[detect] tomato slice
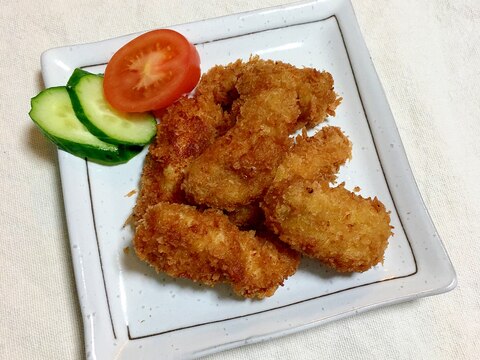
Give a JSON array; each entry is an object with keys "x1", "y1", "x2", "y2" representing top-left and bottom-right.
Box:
[{"x1": 104, "y1": 29, "x2": 200, "y2": 112}]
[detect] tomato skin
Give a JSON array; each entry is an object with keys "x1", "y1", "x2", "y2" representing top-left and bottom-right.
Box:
[
  {"x1": 151, "y1": 42, "x2": 200, "y2": 120},
  {"x1": 104, "y1": 29, "x2": 200, "y2": 113},
  {"x1": 182, "y1": 42, "x2": 201, "y2": 95}
]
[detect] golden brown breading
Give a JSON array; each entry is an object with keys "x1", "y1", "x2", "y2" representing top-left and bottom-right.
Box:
[
  {"x1": 134, "y1": 95, "x2": 227, "y2": 220},
  {"x1": 182, "y1": 89, "x2": 298, "y2": 210},
  {"x1": 195, "y1": 59, "x2": 245, "y2": 107},
  {"x1": 134, "y1": 60, "x2": 254, "y2": 221},
  {"x1": 196, "y1": 56, "x2": 340, "y2": 132},
  {"x1": 134, "y1": 202, "x2": 300, "y2": 298},
  {"x1": 273, "y1": 126, "x2": 352, "y2": 185},
  {"x1": 234, "y1": 57, "x2": 341, "y2": 131},
  {"x1": 262, "y1": 180, "x2": 392, "y2": 272},
  {"x1": 223, "y1": 127, "x2": 351, "y2": 228},
  {"x1": 181, "y1": 58, "x2": 341, "y2": 211},
  {"x1": 133, "y1": 153, "x2": 174, "y2": 220},
  {"x1": 259, "y1": 125, "x2": 391, "y2": 273}
]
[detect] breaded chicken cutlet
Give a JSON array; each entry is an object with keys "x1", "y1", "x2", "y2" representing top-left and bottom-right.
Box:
[
  {"x1": 134, "y1": 202, "x2": 300, "y2": 298},
  {"x1": 261, "y1": 126, "x2": 392, "y2": 272},
  {"x1": 134, "y1": 94, "x2": 227, "y2": 221},
  {"x1": 134, "y1": 60, "x2": 247, "y2": 221},
  {"x1": 182, "y1": 89, "x2": 299, "y2": 210},
  {"x1": 272, "y1": 126, "x2": 353, "y2": 185},
  {"x1": 262, "y1": 180, "x2": 393, "y2": 272}
]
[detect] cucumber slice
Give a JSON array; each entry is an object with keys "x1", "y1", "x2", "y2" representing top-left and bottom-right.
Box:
[
  {"x1": 29, "y1": 86, "x2": 141, "y2": 164},
  {"x1": 67, "y1": 69, "x2": 156, "y2": 145}
]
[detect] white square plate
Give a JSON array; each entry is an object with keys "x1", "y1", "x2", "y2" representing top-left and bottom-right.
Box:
[{"x1": 40, "y1": 0, "x2": 456, "y2": 358}]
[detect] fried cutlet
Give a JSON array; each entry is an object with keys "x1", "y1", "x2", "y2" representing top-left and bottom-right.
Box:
[
  {"x1": 134, "y1": 95, "x2": 226, "y2": 221},
  {"x1": 262, "y1": 180, "x2": 392, "y2": 272},
  {"x1": 273, "y1": 126, "x2": 352, "y2": 185},
  {"x1": 134, "y1": 202, "x2": 300, "y2": 298},
  {"x1": 261, "y1": 126, "x2": 390, "y2": 272},
  {"x1": 182, "y1": 88, "x2": 298, "y2": 210}
]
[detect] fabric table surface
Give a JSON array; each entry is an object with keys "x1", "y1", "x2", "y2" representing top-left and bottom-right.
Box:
[{"x1": 1, "y1": 0, "x2": 478, "y2": 359}]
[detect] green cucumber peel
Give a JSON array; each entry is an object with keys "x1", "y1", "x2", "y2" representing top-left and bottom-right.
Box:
[
  {"x1": 29, "y1": 86, "x2": 142, "y2": 165},
  {"x1": 66, "y1": 69, "x2": 157, "y2": 146}
]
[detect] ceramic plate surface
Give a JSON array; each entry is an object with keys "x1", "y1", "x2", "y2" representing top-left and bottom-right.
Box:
[{"x1": 40, "y1": 0, "x2": 456, "y2": 358}]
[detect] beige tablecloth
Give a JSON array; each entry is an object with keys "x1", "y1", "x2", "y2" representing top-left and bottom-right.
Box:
[{"x1": 1, "y1": 0, "x2": 479, "y2": 359}]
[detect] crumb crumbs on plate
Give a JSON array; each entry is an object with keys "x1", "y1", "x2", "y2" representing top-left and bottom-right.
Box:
[
  {"x1": 125, "y1": 189, "x2": 137, "y2": 197},
  {"x1": 123, "y1": 213, "x2": 134, "y2": 228}
]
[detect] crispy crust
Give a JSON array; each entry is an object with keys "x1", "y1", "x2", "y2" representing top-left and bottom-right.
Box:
[
  {"x1": 234, "y1": 57, "x2": 340, "y2": 130},
  {"x1": 262, "y1": 180, "x2": 392, "y2": 272},
  {"x1": 182, "y1": 89, "x2": 298, "y2": 210},
  {"x1": 134, "y1": 202, "x2": 300, "y2": 298},
  {"x1": 182, "y1": 58, "x2": 341, "y2": 210},
  {"x1": 224, "y1": 203, "x2": 264, "y2": 229},
  {"x1": 134, "y1": 95, "x2": 227, "y2": 220},
  {"x1": 260, "y1": 125, "x2": 392, "y2": 272},
  {"x1": 273, "y1": 126, "x2": 352, "y2": 185}
]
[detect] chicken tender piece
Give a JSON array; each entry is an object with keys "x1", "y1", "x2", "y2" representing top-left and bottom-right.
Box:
[
  {"x1": 273, "y1": 126, "x2": 352, "y2": 185},
  {"x1": 195, "y1": 59, "x2": 245, "y2": 108},
  {"x1": 134, "y1": 154, "x2": 172, "y2": 220},
  {"x1": 227, "y1": 125, "x2": 351, "y2": 229},
  {"x1": 262, "y1": 180, "x2": 392, "y2": 272},
  {"x1": 262, "y1": 126, "x2": 390, "y2": 272},
  {"x1": 235, "y1": 57, "x2": 341, "y2": 131},
  {"x1": 134, "y1": 96, "x2": 227, "y2": 220},
  {"x1": 134, "y1": 202, "x2": 300, "y2": 298},
  {"x1": 182, "y1": 89, "x2": 299, "y2": 210},
  {"x1": 197, "y1": 57, "x2": 340, "y2": 132}
]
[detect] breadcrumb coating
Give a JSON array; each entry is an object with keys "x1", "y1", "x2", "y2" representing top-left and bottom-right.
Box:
[
  {"x1": 273, "y1": 126, "x2": 352, "y2": 185},
  {"x1": 182, "y1": 89, "x2": 298, "y2": 210},
  {"x1": 134, "y1": 202, "x2": 300, "y2": 298},
  {"x1": 262, "y1": 180, "x2": 393, "y2": 272},
  {"x1": 182, "y1": 58, "x2": 341, "y2": 210}
]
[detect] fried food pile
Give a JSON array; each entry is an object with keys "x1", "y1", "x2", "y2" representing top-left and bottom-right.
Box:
[{"x1": 133, "y1": 57, "x2": 393, "y2": 299}]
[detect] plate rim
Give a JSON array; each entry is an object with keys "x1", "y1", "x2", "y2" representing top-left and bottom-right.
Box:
[{"x1": 39, "y1": 0, "x2": 456, "y2": 358}]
